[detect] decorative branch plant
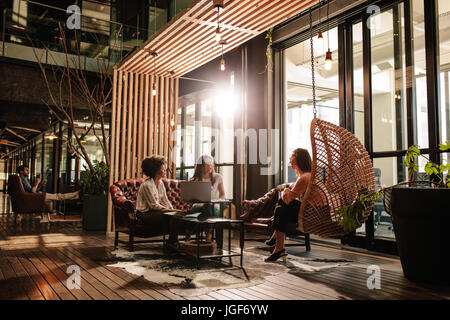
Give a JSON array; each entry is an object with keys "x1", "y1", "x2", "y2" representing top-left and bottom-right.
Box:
[{"x1": 31, "y1": 22, "x2": 122, "y2": 175}]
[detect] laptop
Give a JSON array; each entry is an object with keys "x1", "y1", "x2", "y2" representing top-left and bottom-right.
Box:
[{"x1": 180, "y1": 181, "x2": 211, "y2": 202}]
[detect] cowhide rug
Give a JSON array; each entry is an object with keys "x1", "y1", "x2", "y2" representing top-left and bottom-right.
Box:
[{"x1": 108, "y1": 244, "x2": 351, "y2": 297}]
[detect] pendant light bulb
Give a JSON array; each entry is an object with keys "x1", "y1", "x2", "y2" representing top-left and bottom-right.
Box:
[
  {"x1": 152, "y1": 83, "x2": 157, "y2": 96},
  {"x1": 220, "y1": 57, "x2": 225, "y2": 71},
  {"x1": 215, "y1": 27, "x2": 221, "y2": 42},
  {"x1": 317, "y1": 31, "x2": 323, "y2": 40},
  {"x1": 325, "y1": 49, "x2": 333, "y2": 70}
]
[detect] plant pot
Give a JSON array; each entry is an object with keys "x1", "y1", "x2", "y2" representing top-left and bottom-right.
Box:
[
  {"x1": 391, "y1": 186, "x2": 450, "y2": 285},
  {"x1": 82, "y1": 194, "x2": 108, "y2": 231}
]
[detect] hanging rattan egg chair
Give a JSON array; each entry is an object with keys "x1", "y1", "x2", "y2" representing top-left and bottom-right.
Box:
[{"x1": 296, "y1": 9, "x2": 375, "y2": 238}]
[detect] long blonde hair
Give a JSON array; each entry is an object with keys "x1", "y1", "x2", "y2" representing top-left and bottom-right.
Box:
[{"x1": 191, "y1": 155, "x2": 216, "y2": 183}]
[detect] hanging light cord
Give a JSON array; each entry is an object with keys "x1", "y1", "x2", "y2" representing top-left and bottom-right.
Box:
[
  {"x1": 327, "y1": 0, "x2": 330, "y2": 50},
  {"x1": 310, "y1": 9, "x2": 317, "y2": 117},
  {"x1": 217, "y1": 6, "x2": 220, "y2": 29},
  {"x1": 318, "y1": 1, "x2": 322, "y2": 34}
]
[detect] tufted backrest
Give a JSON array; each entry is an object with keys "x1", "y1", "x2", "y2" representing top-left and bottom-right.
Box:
[
  {"x1": 241, "y1": 183, "x2": 292, "y2": 220},
  {"x1": 110, "y1": 177, "x2": 192, "y2": 212}
]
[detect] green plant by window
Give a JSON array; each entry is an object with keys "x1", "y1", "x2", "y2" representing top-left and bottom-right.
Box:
[
  {"x1": 405, "y1": 141, "x2": 450, "y2": 188},
  {"x1": 336, "y1": 189, "x2": 383, "y2": 232},
  {"x1": 80, "y1": 160, "x2": 109, "y2": 195},
  {"x1": 336, "y1": 141, "x2": 450, "y2": 232},
  {"x1": 260, "y1": 27, "x2": 273, "y2": 74}
]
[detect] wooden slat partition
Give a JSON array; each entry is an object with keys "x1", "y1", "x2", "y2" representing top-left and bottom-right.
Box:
[
  {"x1": 116, "y1": 0, "x2": 318, "y2": 77},
  {"x1": 107, "y1": 0, "x2": 318, "y2": 232},
  {"x1": 107, "y1": 70, "x2": 179, "y2": 233}
]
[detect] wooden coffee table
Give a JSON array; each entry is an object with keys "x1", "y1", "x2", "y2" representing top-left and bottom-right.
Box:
[{"x1": 163, "y1": 213, "x2": 244, "y2": 269}]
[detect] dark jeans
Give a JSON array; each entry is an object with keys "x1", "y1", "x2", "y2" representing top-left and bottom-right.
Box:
[
  {"x1": 272, "y1": 198, "x2": 301, "y2": 234},
  {"x1": 136, "y1": 210, "x2": 184, "y2": 243}
]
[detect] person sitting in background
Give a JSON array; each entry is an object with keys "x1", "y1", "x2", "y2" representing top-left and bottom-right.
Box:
[
  {"x1": 18, "y1": 165, "x2": 80, "y2": 201},
  {"x1": 189, "y1": 154, "x2": 226, "y2": 242},
  {"x1": 135, "y1": 156, "x2": 184, "y2": 248}
]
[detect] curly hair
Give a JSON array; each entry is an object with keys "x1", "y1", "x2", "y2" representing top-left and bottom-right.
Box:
[{"x1": 141, "y1": 156, "x2": 166, "y2": 179}]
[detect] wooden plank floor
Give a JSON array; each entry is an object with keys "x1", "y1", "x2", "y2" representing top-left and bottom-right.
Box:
[{"x1": 0, "y1": 209, "x2": 448, "y2": 300}]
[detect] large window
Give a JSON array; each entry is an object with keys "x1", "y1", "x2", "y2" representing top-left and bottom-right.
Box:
[
  {"x1": 279, "y1": 0, "x2": 448, "y2": 251},
  {"x1": 284, "y1": 26, "x2": 340, "y2": 182},
  {"x1": 439, "y1": 0, "x2": 450, "y2": 167},
  {"x1": 176, "y1": 88, "x2": 235, "y2": 200}
]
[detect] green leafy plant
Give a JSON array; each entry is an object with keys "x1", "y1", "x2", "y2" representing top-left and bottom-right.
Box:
[
  {"x1": 336, "y1": 189, "x2": 383, "y2": 232},
  {"x1": 405, "y1": 141, "x2": 450, "y2": 188},
  {"x1": 336, "y1": 141, "x2": 450, "y2": 233},
  {"x1": 80, "y1": 160, "x2": 109, "y2": 195},
  {"x1": 260, "y1": 27, "x2": 273, "y2": 74}
]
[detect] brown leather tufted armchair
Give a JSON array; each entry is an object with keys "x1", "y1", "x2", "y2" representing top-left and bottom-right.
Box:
[
  {"x1": 109, "y1": 177, "x2": 192, "y2": 251},
  {"x1": 241, "y1": 183, "x2": 311, "y2": 251},
  {"x1": 8, "y1": 175, "x2": 51, "y2": 222}
]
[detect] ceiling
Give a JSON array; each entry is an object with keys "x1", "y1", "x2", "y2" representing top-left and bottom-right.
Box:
[{"x1": 116, "y1": 0, "x2": 319, "y2": 76}]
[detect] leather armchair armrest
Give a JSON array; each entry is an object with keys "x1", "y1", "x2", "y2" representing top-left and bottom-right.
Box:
[{"x1": 17, "y1": 192, "x2": 47, "y2": 213}]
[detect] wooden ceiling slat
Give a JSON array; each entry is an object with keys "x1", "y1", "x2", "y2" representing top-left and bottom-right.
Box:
[
  {"x1": 149, "y1": 27, "x2": 241, "y2": 75},
  {"x1": 234, "y1": 0, "x2": 303, "y2": 32},
  {"x1": 120, "y1": 0, "x2": 211, "y2": 72},
  {"x1": 130, "y1": 0, "x2": 274, "y2": 74},
  {"x1": 220, "y1": 0, "x2": 273, "y2": 26},
  {"x1": 129, "y1": 0, "x2": 251, "y2": 74},
  {"x1": 118, "y1": 0, "x2": 316, "y2": 77},
  {"x1": 138, "y1": 2, "x2": 276, "y2": 75},
  {"x1": 241, "y1": 0, "x2": 318, "y2": 32},
  {"x1": 172, "y1": 0, "x2": 318, "y2": 75},
  {"x1": 175, "y1": 33, "x2": 254, "y2": 76}
]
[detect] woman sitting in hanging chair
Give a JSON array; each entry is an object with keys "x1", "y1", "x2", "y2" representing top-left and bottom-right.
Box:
[{"x1": 264, "y1": 148, "x2": 313, "y2": 262}]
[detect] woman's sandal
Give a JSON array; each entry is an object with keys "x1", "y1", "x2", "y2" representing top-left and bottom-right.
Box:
[
  {"x1": 264, "y1": 249, "x2": 287, "y2": 262},
  {"x1": 264, "y1": 238, "x2": 276, "y2": 246}
]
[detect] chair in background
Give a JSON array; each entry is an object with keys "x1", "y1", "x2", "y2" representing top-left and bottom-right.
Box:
[
  {"x1": 7, "y1": 175, "x2": 51, "y2": 222},
  {"x1": 373, "y1": 168, "x2": 392, "y2": 230}
]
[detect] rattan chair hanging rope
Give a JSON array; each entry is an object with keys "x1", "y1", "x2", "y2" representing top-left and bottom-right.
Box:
[{"x1": 296, "y1": 9, "x2": 375, "y2": 238}]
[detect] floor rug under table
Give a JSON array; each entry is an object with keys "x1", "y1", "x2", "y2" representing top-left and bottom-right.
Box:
[{"x1": 108, "y1": 244, "x2": 352, "y2": 297}]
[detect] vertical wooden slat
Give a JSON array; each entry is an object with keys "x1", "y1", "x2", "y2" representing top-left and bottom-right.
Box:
[
  {"x1": 152, "y1": 76, "x2": 158, "y2": 155},
  {"x1": 163, "y1": 77, "x2": 169, "y2": 159},
  {"x1": 158, "y1": 76, "x2": 165, "y2": 155},
  {"x1": 173, "y1": 78, "x2": 179, "y2": 179},
  {"x1": 132, "y1": 73, "x2": 139, "y2": 177},
  {"x1": 137, "y1": 74, "x2": 145, "y2": 176},
  {"x1": 167, "y1": 77, "x2": 175, "y2": 178},
  {"x1": 143, "y1": 75, "x2": 150, "y2": 159},
  {"x1": 115, "y1": 70, "x2": 123, "y2": 182},
  {"x1": 126, "y1": 73, "x2": 134, "y2": 179},
  {"x1": 149, "y1": 75, "x2": 155, "y2": 156},
  {"x1": 107, "y1": 68, "x2": 118, "y2": 233},
  {"x1": 167, "y1": 78, "x2": 172, "y2": 175},
  {"x1": 120, "y1": 72, "x2": 128, "y2": 180}
]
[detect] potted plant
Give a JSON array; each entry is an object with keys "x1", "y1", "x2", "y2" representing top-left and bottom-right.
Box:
[
  {"x1": 387, "y1": 142, "x2": 450, "y2": 284},
  {"x1": 80, "y1": 161, "x2": 109, "y2": 231},
  {"x1": 336, "y1": 141, "x2": 449, "y2": 284}
]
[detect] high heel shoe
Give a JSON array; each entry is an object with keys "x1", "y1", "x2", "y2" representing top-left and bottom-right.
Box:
[
  {"x1": 264, "y1": 249, "x2": 287, "y2": 262},
  {"x1": 264, "y1": 238, "x2": 276, "y2": 246}
]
